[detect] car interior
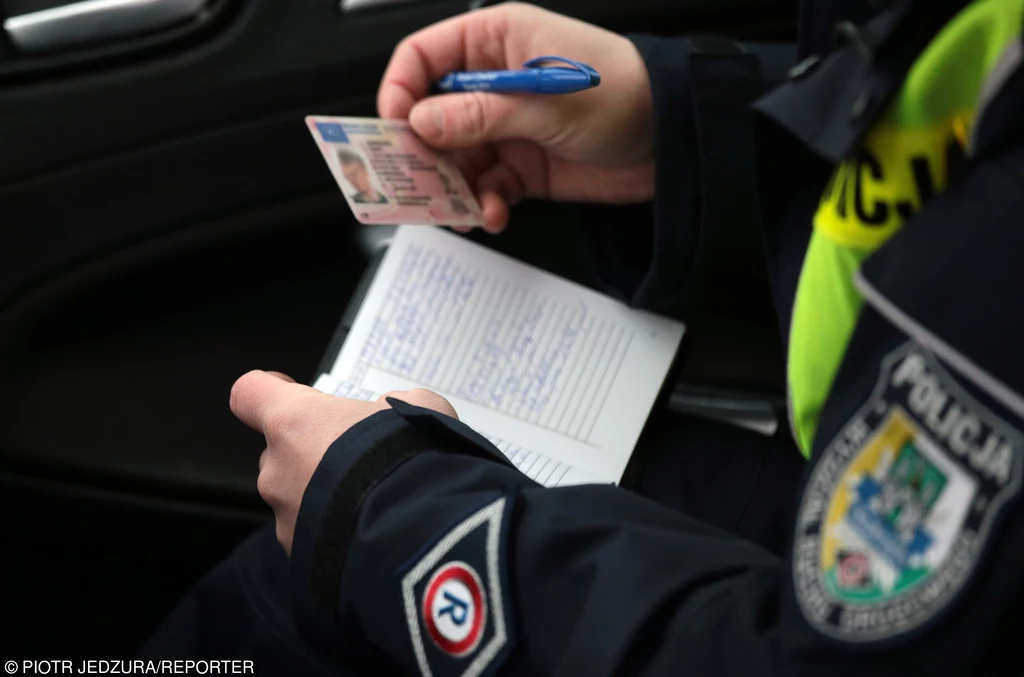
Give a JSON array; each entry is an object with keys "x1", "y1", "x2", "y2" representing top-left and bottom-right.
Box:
[{"x1": 1, "y1": 0, "x2": 795, "y2": 656}]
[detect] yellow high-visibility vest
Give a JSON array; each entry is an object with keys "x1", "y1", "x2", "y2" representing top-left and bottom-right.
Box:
[{"x1": 787, "y1": 0, "x2": 1024, "y2": 457}]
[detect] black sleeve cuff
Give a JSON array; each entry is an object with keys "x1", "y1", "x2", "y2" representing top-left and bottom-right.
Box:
[
  {"x1": 586, "y1": 35, "x2": 700, "y2": 314},
  {"x1": 587, "y1": 36, "x2": 770, "y2": 321},
  {"x1": 289, "y1": 407, "x2": 411, "y2": 658},
  {"x1": 289, "y1": 400, "x2": 519, "y2": 656}
]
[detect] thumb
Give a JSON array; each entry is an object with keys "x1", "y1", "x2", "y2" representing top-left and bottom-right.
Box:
[
  {"x1": 230, "y1": 370, "x2": 299, "y2": 434},
  {"x1": 409, "y1": 92, "x2": 561, "y2": 149}
]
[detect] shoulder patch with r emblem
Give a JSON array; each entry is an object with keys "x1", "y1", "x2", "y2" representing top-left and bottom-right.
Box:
[
  {"x1": 400, "y1": 494, "x2": 516, "y2": 677},
  {"x1": 794, "y1": 343, "x2": 1023, "y2": 643}
]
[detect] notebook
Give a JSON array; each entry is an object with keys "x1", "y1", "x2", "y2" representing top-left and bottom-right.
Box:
[{"x1": 312, "y1": 225, "x2": 686, "y2": 487}]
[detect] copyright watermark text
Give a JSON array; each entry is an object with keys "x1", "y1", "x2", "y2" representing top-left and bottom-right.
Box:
[{"x1": 5, "y1": 661, "x2": 254, "y2": 675}]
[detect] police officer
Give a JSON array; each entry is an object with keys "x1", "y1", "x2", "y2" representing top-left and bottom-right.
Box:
[{"x1": 144, "y1": 0, "x2": 1024, "y2": 673}]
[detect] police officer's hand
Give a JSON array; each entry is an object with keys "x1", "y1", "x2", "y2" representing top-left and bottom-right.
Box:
[
  {"x1": 230, "y1": 370, "x2": 458, "y2": 554},
  {"x1": 378, "y1": 2, "x2": 655, "y2": 233}
]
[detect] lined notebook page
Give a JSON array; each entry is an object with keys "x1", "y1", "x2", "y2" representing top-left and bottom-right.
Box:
[
  {"x1": 322, "y1": 225, "x2": 685, "y2": 486},
  {"x1": 311, "y1": 373, "x2": 601, "y2": 487}
]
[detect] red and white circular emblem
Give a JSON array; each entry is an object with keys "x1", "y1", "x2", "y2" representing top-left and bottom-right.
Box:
[
  {"x1": 838, "y1": 551, "x2": 871, "y2": 588},
  {"x1": 422, "y1": 561, "x2": 487, "y2": 657}
]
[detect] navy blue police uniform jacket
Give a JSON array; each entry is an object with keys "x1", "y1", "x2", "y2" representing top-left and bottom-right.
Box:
[{"x1": 288, "y1": 1, "x2": 1024, "y2": 674}]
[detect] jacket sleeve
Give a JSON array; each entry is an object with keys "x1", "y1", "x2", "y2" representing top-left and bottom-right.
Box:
[
  {"x1": 285, "y1": 396, "x2": 943, "y2": 677},
  {"x1": 586, "y1": 37, "x2": 797, "y2": 314},
  {"x1": 286, "y1": 145, "x2": 1024, "y2": 677},
  {"x1": 288, "y1": 397, "x2": 795, "y2": 677}
]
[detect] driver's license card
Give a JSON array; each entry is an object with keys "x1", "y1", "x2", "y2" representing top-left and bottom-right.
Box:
[{"x1": 306, "y1": 115, "x2": 485, "y2": 227}]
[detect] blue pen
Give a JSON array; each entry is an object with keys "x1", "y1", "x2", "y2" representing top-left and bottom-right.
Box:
[{"x1": 437, "y1": 56, "x2": 600, "y2": 94}]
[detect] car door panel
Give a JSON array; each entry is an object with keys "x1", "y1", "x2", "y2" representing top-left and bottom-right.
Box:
[
  {"x1": 0, "y1": 0, "x2": 793, "y2": 653},
  {"x1": 0, "y1": 0, "x2": 792, "y2": 506}
]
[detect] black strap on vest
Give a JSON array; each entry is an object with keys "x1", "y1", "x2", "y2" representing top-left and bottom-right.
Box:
[{"x1": 682, "y1": 37, "x2": 779, "y2": 352}]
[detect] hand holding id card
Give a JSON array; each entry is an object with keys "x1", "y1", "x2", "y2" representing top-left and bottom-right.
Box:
[{"x1": 306, "y1": 116, "x2": 485, "y2": 228}]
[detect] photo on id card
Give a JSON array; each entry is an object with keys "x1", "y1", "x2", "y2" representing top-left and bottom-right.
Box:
[{"x1": 306, "y1": 116, "x2": 485, "y2": 227}]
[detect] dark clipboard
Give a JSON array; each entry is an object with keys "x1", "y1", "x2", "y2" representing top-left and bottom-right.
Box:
[{"x1": 311, "y1": 247, "x2": 388, "y2": 384}]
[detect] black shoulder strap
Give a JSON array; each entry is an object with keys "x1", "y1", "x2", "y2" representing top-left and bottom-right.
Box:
[
  {"x1": 681, "y1": 37, "x2": 778, "y2": 335},
  {"x1": 972, "y1": 34, "x2": 1024, "y2": 158}
]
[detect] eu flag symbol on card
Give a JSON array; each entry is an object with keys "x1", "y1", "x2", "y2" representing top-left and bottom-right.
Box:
[{"x1": 315, "y1": 122, "x2": 349, "y2": 143}]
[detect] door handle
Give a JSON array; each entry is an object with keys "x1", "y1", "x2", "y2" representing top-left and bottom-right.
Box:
[
  {"x1": 339, "y1": 0, "x2": 415, "y2": 12},
  {"x1": 3, "y1": 0, "x2": 207, "y2": 54},
  {"x1": 338, "y1": 0, "x2": 497, "y2": 14}
]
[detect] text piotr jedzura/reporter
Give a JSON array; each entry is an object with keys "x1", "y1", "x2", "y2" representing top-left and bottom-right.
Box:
[{"x1": 8, "y1": 660, "x2": 255, "y2": 674}]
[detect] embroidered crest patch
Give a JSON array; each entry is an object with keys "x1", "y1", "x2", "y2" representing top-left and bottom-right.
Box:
[
  {"x1": 794, "y1": 343, "x2": 1023, "y2": 643},
  {"x1": 401, "y1": 495, "x2": 515, "y2": 677}
]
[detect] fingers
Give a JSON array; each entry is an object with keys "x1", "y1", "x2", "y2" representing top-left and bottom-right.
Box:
[
  {"x1": 404, "y1": 389, "x2": 459, "y2": 419},
  {"x1": 408, "y1": 92, "x2": 563, "y2": 151},
  {"x1": 378, "y1": 16, "x2": 469, "y2": 120},
  {"x1": 378, "y1": 389, "x2": 459, "y2": 419},
  {"x1": 230, "y1": 370, "x2": 300, "y2": 434},
  {"x1": 477, "y1": 160, "x2": 526, "y2": 203},
  {"x1": 445, "y1": 145, "x2": 511, "y2": 233},
  {"x1": 453, "y1": 190, "x2": 510, "y2": 233},
  {"x1": 265, "y1": 371, "x2": 296, "y2": 383},
  {"x1": 472, "y1": 153, "x2": 533, "y2": 233},
  {"x1": 378, "y1": 6, "x2": 517, "y2": 119},
  {"x1": 380, "y1": 7, "x2": 561, "y2": 149},
  {"x1": 447, "y1": 146, "x2": 496, "y2": 184},
  {"x1": 477, "y1": 192, "x2": 510, "y2": 233}
]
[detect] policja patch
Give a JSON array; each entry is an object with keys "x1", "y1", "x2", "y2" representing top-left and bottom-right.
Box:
[
  {"x1": 794, "y1": 343, "x2": 1023, "y2": 643},
  {"x1": 400, "y1": 494, "x2": 516, "y2": 677}
]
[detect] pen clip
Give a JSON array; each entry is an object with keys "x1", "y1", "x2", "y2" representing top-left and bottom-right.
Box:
[{"x1": 522, "y1": 56, "x2": 599, "y2": 79}]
